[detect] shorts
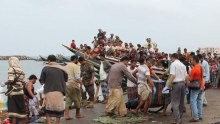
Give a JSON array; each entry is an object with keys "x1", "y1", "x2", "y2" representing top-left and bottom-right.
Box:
[{"x1": 138, "y1": 83, "x2": 152, "y2": 101}]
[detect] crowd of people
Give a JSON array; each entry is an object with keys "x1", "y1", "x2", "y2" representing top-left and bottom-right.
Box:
[{"x1": 1, "y1": 29, "x2": 220, "y2": 124}]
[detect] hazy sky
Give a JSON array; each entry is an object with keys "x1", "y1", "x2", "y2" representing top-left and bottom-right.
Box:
[{"x1": 0, "y1": 0, "x2": 220, "y2": 56}]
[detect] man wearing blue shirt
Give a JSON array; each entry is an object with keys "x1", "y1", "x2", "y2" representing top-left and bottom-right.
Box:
[{"x1": 198, "y1": 54, "x2": 210, "y2": 106}]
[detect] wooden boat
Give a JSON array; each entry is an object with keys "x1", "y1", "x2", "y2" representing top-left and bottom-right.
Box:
[
  {"x1": 39, "y1": 55, "x2": 47, "y2": 61},
  {"x1": 62, "y1": 44, "x2": 168, "y2": 112}
]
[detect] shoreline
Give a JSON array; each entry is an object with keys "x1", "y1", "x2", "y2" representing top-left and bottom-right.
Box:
[{"x1": 0, "y1": 56, "x2": 38, "y2": 61}]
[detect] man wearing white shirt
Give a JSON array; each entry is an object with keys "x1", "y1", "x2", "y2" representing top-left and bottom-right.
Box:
[
  {"x1": 127, "y1": 60, "x2": 138, "y2": 101},
  {"x1": 167, "y1": 53, "x2": 187, "y2": 124}
]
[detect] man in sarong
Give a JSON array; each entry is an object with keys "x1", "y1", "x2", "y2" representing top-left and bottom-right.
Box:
[
  {"x1": 40, "y1": 55, "x2": 68, "y2": 124},
  {"x1": 105, "y1": 56, "x2": 137, "y2": 117},
  {"x1": 132, "y1": 58, "x2": 154, "y2": 119}
]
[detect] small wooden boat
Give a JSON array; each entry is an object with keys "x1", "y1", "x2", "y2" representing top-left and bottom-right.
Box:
[{"x1": 39, "y1": 55, "x2": 47, "y2": 61}]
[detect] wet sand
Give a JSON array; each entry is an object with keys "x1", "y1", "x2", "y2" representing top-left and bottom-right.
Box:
[{"x1": 33, "y1": 89, "x2": 220, "y2": 124}]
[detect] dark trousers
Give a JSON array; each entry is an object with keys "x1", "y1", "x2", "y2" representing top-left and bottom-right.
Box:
[
  {"x1": 171, "y1": 82, "x2": 185, "y2": 123},
  {"x1": 82, "y1": 84, "x2": 94, "y2": 101}
]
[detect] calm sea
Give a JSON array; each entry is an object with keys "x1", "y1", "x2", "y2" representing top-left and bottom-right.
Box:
[{"x1": 0, "y1": 60, "x2": 45, "y2": 89}]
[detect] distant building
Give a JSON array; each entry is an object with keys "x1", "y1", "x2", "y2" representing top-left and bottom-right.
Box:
[{"x1": 199, "y1": 47, "x2": 220, "y2": 55}]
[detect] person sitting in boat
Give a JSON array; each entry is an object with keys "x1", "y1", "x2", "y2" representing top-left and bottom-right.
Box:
[
  {"x1": 79, "y1": 44, "x2": 85, "y2": 52},
  {"x1": 115, "y1": 41, "x2": 123, "y2": 57},
  {"x1": 114, "y1": 36, "x2": 121, "y2": 46},
  {"x1": 129, "y1": 45, "x2": 137, "y2": 60},
  {"x1": 84, "y1": 46, "x2": 94, "y2": 59},
  {"x1": 70, "y1": 40, "x2": 76, "y2": 49},
  {"x1": 105, "y1": 42, "x2": 114, "y2": 56}
]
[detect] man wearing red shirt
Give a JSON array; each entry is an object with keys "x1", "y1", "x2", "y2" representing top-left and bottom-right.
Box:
[
  {"x1": 70, "y1": 40, "x2": 76, "y2": 49},
  {"x1": 187, "y1": 56, "x2": 204, "y2": 122}
]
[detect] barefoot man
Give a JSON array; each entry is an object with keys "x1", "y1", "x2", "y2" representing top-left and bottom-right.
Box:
[
  {"x1": 64, "y1": 55, "x2": 84, "y2": 120},
  {"x1": 105, "y1": 56, "x2": 137, "y2": 117},
  {"x1": 133, "y1": 58, "x2": 154, "y2": 119}
]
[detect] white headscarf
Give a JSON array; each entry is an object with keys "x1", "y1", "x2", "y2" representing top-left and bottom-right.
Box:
[{"x1": 8, "y1": 57, "x2": 21, "y2": 69}]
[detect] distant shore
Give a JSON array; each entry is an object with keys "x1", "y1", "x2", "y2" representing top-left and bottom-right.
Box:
[{"x1": 0, "y1": 56, "x2": 38, "y2": 61}]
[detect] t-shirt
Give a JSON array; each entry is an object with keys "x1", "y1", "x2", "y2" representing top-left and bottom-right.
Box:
[
  {"x1": 190, "y1": 65, "x2": 205, "y2": 89},
  {"x1": 71, "y1": 42, "x2": 76, "y2": 49},
  {"x1": 66, "y1": 62, "x2": 81, "y2": 88},
  {"x1": 137, "y1": 64, "x2": 150, "y2": 84},
  {"x1": 127, "y1": 66, "x2": 137, "y2": 87}
]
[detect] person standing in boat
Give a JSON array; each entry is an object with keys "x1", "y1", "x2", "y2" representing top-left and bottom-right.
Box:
[
  {"x1": 78, "y1": 57, "x2": 95, "y2": 108},
  {"x1": 70, "y1": 40, "x2": 76, "y2": 49},
  {"x1": 105, "y1": 56, "x2": 137, "y2": 117},
  {"x1": 5, "y1": 57, "x2": 27, "y2": 124},
  {"x1": 99, "y1": 54, "x2": 112, "y2": 104},
  {"x1": 40, "y1": 55, "x2": 68, "y2": 124},
  {"x1": 64, "y1": 55, "x2": 84, "y2": 120}
]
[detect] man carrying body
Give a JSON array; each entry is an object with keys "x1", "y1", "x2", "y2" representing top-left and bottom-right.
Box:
[
  {"x1": 79, "y1": 57, "x2": 95, "y2": 108},
  {"x1": 166, "y1": 53, "x2": 187, "y2": 124},
  {"x1": 132, "y1": 58, "x2": 154, "y2": 119},
  {"x1": 105, "y1": 56, "x2": 137, "y2": 117},
  {"x1": 64, "y1": 55, "x2": 84, "y2": 120}
]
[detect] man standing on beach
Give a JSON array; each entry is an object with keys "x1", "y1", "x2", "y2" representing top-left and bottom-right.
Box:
[
  {"x1": 167, "y1": 53, "x2": 187, "y2": 124},
  {"x1": 64, "y1": 55, "x2": 84, "y2": 120},
  {"x1": 198, "y1": 54, "x2": 210, "y2": 106},
  {"x1": 105, "y1": 56, "x2": 137, "y2": 117},
  {"x1": 40, "y1": 55, "x2": 68, "y2": 124},
  {"x1": 79, "y1": 57, "x2": 95, "y2": 108},
  {"x1": 99, "y1": 54, "x2": 112, "y2": 104}
]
